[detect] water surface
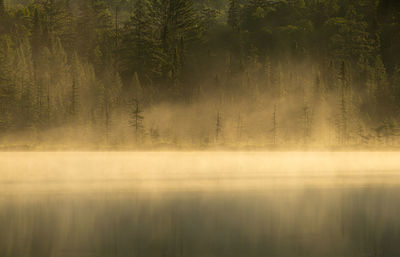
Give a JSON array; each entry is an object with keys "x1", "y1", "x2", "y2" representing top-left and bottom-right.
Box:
[{"x1": 1, "y1": 152, "x2": 400, "y2": 257}]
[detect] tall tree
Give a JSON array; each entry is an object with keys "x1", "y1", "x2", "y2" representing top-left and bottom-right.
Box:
[
  {"x1": 129, "y1": 99, "x2": 144, "y2": 143},
  {"x1": 271, "y1": 104, "x2": 278, "y2": 145},
  {"x1": 0, "y1": 36, "x2": 15, "y2": 132},
  {"x1": 155, "y1": 0, "x2": 199, "y2": 96},
  {"x1": 338, "y1": 61, "x2": 348, "y2": 145},
  {"x1": 0, "y1": 0, "x2": 4, "y2": 16},
  {"x1": 121, "y1": 0, "x2": 157, "y2": 84},
  {"x1": 215, "y1": 111, "x2": 222, "y2": 143},
  {"x1": 228, "y1": 0, "x2": 240, "y2": 32}
]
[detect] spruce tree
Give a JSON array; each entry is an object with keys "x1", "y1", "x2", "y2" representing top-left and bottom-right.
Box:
[
  {"x1": 236, "y1": 114, "x2": 243, "y2": 142},
  {"x1": 302, "y1": 103, "x2": 312, "y2": 145},
  {"x1": 215, "y1": 111, "x2": 222, "y2": 143},
  {"x1": 153, "y1": 0, "x2": 198, "y2": 94},
  {"x1": 0, "y1": 0, "x2": 4, "y2": 16},
  {"x1": 121, "y1": 0, "x2": 155, "y2": 82},
  {"x1": 271, "y1": 105, "x2": 277, "y2": 145},
  {"x1": 0, "y1": 36, "x2": 14, "y2": 132},
  {"x1": 71, "y1": 78, "x2": 78, "y2": 119},
  {"x1": 228, "y1": 0, "x2": 240, "y2": 32},
  {"x1": 129, "y1": 100, "x2": 144, "y2": 143},
  {"x1": 31, "y1": 8, "x2": 42, "y2": 72}
]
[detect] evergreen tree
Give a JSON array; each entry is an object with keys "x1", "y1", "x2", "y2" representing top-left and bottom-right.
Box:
[
  {"x1": 0, "y1": 0, "x2": 4, "y2": 16},
  {"x1": 30, "y1": 7, "x2": 42, "y2": 73},
  {"x1": 154, "y1": 0, "x2": 199, "y2": 96},
  {"x1": 374, "y1": 55, "x2": 388, "y2": 97},
  {"x1": 302, "y1": 102, "x2": 313, "y2": 145},
  {"x1": 271, "y1": 104, "x2": 277, "y2": 145},
  {"x1": 76, "y1": 0, "x2": 113, "y2": 63},
  {"x1": 228, "y1": 0, "x2": 240, "y2": 32},
  {"x1": 71, "y1": 78, "x2": 78, "y2": 118},
  {"x1": 236, "y1": 114, "x2": 243, "y2": 142},
  {"x1": 121, "y1": 0, "x2": 156, "y2": 83},
  {"x1": 0, "y1": 0, "x2": 400, "y2": 148},
  {"x1": 129, "y1": 100, "x2": 144, "y2": 143},
  {"x1": 215, "y1": 111, "x2": 222, "y2": 143},
  {"x1": 0, "y1": 36, "x2": 15, "y2": 132},
  {"x1": 338, "y1": 61, "x2": 348, "y2": 145},
  {"x1": 15, "y1": 38, "x2": 36, "y2": 130},
  {"x1": 102, "y1": 69, "x2": 122, "y2": 141}
]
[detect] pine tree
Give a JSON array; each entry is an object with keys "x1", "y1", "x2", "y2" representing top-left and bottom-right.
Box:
[
  {"x1": 264, "y1": 56, "x2": 271, "y2": 89},
  {"x1": 0, "y1": 0, "x2": 4, "y2": 35},
  {"x1": 76, "y1": 0, "x2": 113, "y2": 62},
  {"x1": 374, "y1": 55, "x2": 388, "y2": 97},
  {"x1": 339, "y1": 88, "x2": 347, "y2": 145},
  {"x1": 302, "y1": 103, "x2": 312, "y2": 145},
  {"x1": 102, "y1": 70, "x2": 122, "y2": 142},
  {"x1": 236, "y1": 114, "x2": 243, "y2": 142},
  {"x1": 392, "y1": 66, "x2": 400, "y2": 106},
  {"x1": 131, "y1": 72, "x2": 143, "y2": 101},
  {"x1": 271, "y1": 62, "x2": 285, "y2": 98},
  {"x1": 129, "y1": 100, "x2": 144, "y2": 143},
  {"x1": 0, "y1": 36, "x2": 15, "y2": 132},
  {"x1": 228, "y1": 0, "x2": 240, "y2": 32},
  {"x1": 49, "y1": 38, "x2": 70, "y2": 125},
  {"x1": 271, "y1": 104, "x2": 277, "y2": 145},
  {"x1": 115, "y1": 5, "x2": 120, "y2": 51},
  {"x1": 153, "y1": 0, "x2": 199, "y2": 95},
  {"x1": 339, "y1": 61, "x2": 347, "y2": 89},
  {"x1": 337, "y1": 61, "x2": 348, "y2": 145},
  {"x1": 71, "y1": 78, "x2": 78, "y2": 119},
  {"x1": 15, "y1": 38, "x2": 36, "y2": 130},
  {"x1": 314, "y1": 72, "x2": 322, "y2": 99},
  {"x1": 121, "y1": 0, "x2": 160, "y2": 84},
  {"x1": 0, "y1": 0, "x2": 4, "y2": 16},
  {"x1": 215, "y1": 111, "x2": 222, "y2": 143},
  {"x1": 31, "y1": 7, "x2": 42, "y2": 72}
]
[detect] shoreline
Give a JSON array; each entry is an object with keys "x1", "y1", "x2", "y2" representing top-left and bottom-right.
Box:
[{"x1": 1, "y1": 144, "x2": 400, "y2": 152}]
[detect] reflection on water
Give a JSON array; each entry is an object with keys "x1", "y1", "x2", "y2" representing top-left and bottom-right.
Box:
[{"x1": 0, "y1": 152, "x2": 400, "y2": 257}]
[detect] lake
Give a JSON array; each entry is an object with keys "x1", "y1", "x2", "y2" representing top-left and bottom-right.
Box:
[{"x1": 1, "y1": 152, "x2": 400, "y2": 257}]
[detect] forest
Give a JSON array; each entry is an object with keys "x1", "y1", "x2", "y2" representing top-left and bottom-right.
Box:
[{"x1": 0, "y1": 0, "x2": 400, "y2": 150}]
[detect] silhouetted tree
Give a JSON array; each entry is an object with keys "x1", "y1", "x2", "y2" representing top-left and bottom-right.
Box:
[
  {"x1": 129, "y1": 99, "x2": 144, "y2": 143},
  {"x1": 215, "y1": 111, "x2": 222, "y2": 143},
  {"x1": 271, "y1": 105, "x2": 277, "y2": 145}
]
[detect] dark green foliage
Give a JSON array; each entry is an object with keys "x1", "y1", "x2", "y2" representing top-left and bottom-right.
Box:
[
  {"x1": 129, "y1": 99, "x2": 144, "y2": 142},
  {"x1": 71, "y1": 78, "x2": 78, "y2": 117},
  {"x1": 0, "y1": 0, "x2": 400, "y2": 147},
  {"x1": 0, "y1": 0, "x2": 4, "y2": 15},
  {"x1": 121, "y1": 0, "x2": 156, "y2": 83},
  {"x1": 228, "y1": 0, "x2": 240, "y2": 32}
]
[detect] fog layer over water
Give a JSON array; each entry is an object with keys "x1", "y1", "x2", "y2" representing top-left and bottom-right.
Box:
[{"x1": 1, "y1": 152, "x2": 400, "y2": 257}]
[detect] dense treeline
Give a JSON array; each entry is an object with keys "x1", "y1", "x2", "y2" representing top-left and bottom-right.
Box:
[{"x1": 0, "y1": 0, "x2": 400, "y2": 149}]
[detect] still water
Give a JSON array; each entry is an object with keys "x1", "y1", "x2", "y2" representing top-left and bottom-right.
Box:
[{"x1": 1, "y1": 152, "x2": 400, "y2": 257}]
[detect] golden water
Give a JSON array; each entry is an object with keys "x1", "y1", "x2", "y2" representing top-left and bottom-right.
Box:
[{"x1": 1, "y1": 152, "x2": 399, "y2": 257}]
